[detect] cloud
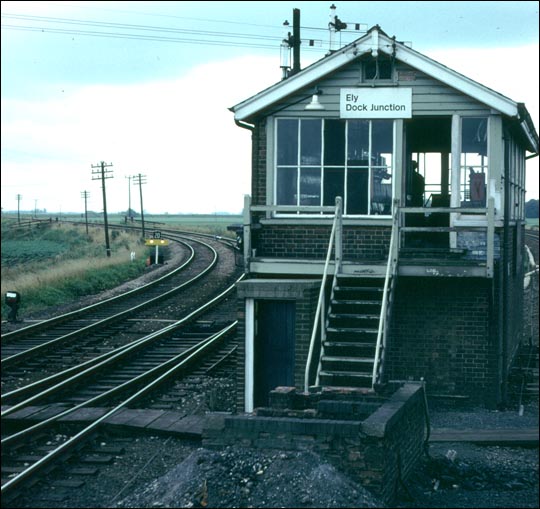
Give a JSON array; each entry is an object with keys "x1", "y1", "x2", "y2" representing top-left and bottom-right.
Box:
[
  {"x1": 2, "y1": 46, "x2": 538, "y2": 214},
  {"x1": 2, "y1": 55, "x2": 281, "y2": 213}
]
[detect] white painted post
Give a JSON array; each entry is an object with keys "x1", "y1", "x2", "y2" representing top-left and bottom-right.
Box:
[
  {"x1": 450, "y1": 114, "x2": 461, "y2": 248},
  {"x1": 243, "y1": 195, "x2": 252, "y2": 274},
  {"x1": 245, "y1": 298, "x2": 255, "y2": 413},
  {"x1": 486, "y1": 197, "x2": 495, "y2": 278},
  {"x1": 335, "y1": 196, "x2": 343, "y2": 273}
]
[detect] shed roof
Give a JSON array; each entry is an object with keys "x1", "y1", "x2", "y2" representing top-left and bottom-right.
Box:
[{"x1": 230, "y1": 25, "x2": 538, "y2": 154}]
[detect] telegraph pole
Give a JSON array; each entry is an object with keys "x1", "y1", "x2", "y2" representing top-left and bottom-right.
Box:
[
  {"x1": 133, "y1": 173, "x2": 147, "y2": 238},
  {"x1": 81, "y1": 190, "x2": 90, "y2": 235},
  {"x1": 125, "y1": 175, "x2": 132, "y2": 220},
  {"x1": 16, "y1": 194, "x2": 22, "y2": 223},
  {"x1": 91, "y1": 162, "x2": 113, "y2": 257}
]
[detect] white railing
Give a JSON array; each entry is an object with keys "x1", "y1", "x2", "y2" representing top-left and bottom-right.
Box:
[
  {"x1": 398, "y1": 197, "x2": 496, "y2": 277},
  {"x1": 371, "y1": 199, "x2": 400, "y2": 387},
  {"x1": 304, "y1": 197, "x2": 343, "y2": 393}
]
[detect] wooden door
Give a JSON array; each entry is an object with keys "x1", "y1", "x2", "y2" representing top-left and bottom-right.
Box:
[{"x1": 254, "y1": 300, "x2": 295, "y2": 408}]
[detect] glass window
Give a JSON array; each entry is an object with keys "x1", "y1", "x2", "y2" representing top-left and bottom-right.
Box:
[
  {"x1": 347, "y1": 168, "x2": 369, "y2": 214},
  {"x1": 323, "y1": 167, "x2": 345, "y2": 207},
  {"x1": 277, "y1": 167, "x2": 296, "y2": 205},
  {"x1": 277, "y1": 119, "x2": 298, "y2": 165},
  {"x1": 275, "y1": 118, "x2": 393, "y2": 215},
  {"x1": 300, "y1": 167, "x2": 321, "y2": 206},
  {"x1": 347, "y1": 120, "x2": 369, "y2": 165},
  {"x1": 324, "y1": 119, "x2": 346, "y2": 166},
  {"x1": 372, "y1": 121, "x2": 393, "y2": 166},
  {"x1": 364, "y1": 59, "x2": 393, "y2": 80},
  {"x1": 300, "y1": 119, "x2": 322, "y2": 165},
  {"x1": 460, "y1": 117, "x2": 488, "y2": 206}
]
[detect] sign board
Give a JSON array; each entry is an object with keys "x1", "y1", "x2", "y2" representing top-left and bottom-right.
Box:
[
  {"x1": 145, "y1": 239, "x2": 169, "y2": 246},
  {"x1": 152, "y1": 231, "x2": 162, "y2": 239},
  {"x1": 340, "y1": 88, "x2": 412, "y2": 119}
]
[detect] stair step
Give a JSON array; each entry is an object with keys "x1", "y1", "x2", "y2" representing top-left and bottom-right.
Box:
[
  {"x1": 322, "y1": 356, "x2": 375, "y2": 364},
  {"x1": 319, "y1": 371, "x2": 371, "y2": 379},
  {"x1": 323, "y1": 342, "x2": 376, "y2": 356},
  {"x1": 332, "y1": 299, "x2": 381, "y2": 304},
  {"x1": 329, "y1": 313, "x2": 379, "y2": 320},
  {"x1": 319, "y1": 371, "x2": 373, "y2": 388},
  {"x1": 336, "y1": 275, "x2": 385, "y2": 285},
  {"x1": 327, "y1": 327, "x2": 378, "y2": 337}
]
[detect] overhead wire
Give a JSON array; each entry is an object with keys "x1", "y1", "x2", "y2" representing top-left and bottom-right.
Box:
[{"x1": 0, "y1": 12, "x2": 359, "y2": 53}]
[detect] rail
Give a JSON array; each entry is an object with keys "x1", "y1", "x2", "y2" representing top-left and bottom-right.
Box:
[
  {"x1": 371, "y1": 199, "x2": 400, "y2": 387},
  {"x1": 304, "y1": 197, "x2": 343, "y2": 393},
  {"x1": 1, "y1": 321, "x2": 237, "y2": 496}
]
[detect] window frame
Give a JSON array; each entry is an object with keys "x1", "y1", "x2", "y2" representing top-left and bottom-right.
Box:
[{"x1": 273, "y1": 117, "x2": 395, "y2": 218}]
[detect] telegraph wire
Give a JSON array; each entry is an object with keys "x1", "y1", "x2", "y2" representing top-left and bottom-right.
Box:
[
  {"x1": 1, "y1": 11, "x2": 359, "y2": 53},
  {"x1": 1, "y1": 24, "x2": 287, "y2": 50},
  {"x1": 1, "y1": 13, "x2": 284, "y2": 41}
]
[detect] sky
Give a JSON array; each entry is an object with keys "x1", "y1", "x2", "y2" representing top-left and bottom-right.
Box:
[{"x1": 1, "y1": 0, "x2": 539, "y2": 215}]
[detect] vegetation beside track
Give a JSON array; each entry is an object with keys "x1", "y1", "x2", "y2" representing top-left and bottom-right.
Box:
[
  {"x1": 1, "y1": 221, "x2": 148, "y2": 320},
  {"x1": 0, "y1": 212, "x2": 240, "y2": 321}
]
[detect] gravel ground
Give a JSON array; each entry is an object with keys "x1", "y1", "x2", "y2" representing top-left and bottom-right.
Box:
[
  {"x1": 7, "y1": 384, "x2": 536, "y2": 509},
  {"x1": 393, "y1": 400, "x2": 539, "y2": 508},
  {"x1": 5, "y1": 372, "x2": 538, "y2": 508},
  {"x1": 113, "y1": 399, "x2": 540, "y2": 509}
]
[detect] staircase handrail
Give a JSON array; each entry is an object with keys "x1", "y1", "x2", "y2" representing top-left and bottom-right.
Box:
[
  {"x1": 304, "y1": 197, "x2": 342, "y2": 393},
  {"x1": 371, "y1": 198, "x2": 400, "y2": 387}
]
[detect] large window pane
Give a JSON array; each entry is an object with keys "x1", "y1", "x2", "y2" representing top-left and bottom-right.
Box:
[
  {"x1": 372, "y1": 120, "x2": 393, "y2": 166},
  {"x1": 300, "y1": 167, "x2": 321, "y2": 205},
  {"x1": 277, "y1": 119, "x2": 298, "y2": 165},
  {"x1": 323, "y1": 167, "x2": 344, "y2": 206},
  {"x1": 277, "y1": 167, "x2": 297, "y2": 205},
  {"x1": 347, "y1": 168, "x2": 369, "y2": 214},
  {"x1": 300, "y1": 119, "x2": 322, "y2": 165},
  {"x1": 324, "y1": 119, "x2": 346, "y2": 165},
  {"x1": 461, "y1": 118, "x2": 487, "y2": 156},
  {"x1": 347, "y1": 120, "x2": 369, "y2": 165},
  {"x1": 461, "y1": 117, "x2": 488, "y2": 206},
  {"x1": 371, "y1": 167, "x2": 392, "y2": 214}
]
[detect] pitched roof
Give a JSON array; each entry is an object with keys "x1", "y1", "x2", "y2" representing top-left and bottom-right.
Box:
[{"x1": 230, "y1": 26, "x2": 538, "y2": 154}]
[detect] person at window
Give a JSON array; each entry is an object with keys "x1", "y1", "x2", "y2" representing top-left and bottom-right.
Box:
[{"x1": 409, "y1": 161, "x2": 425, "y2": 207}]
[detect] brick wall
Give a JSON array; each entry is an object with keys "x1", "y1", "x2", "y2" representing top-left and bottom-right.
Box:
[
  {"x1": 203, "y1": 384, "x2": 427, "y2": 506},
  {"x1": 256, "y1": 225, "x2": 391, "y2": 261},
  {"x1": 252, "y1": 120, "x2": 266, "y2": 205},
  {"x1": 386, "y1": 277, "x2": 498, "y2": 405}
]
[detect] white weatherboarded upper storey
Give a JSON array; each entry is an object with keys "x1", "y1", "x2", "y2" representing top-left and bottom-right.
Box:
[{"x1": 231, "y1": 26, "x2": 538, "y2": 154}]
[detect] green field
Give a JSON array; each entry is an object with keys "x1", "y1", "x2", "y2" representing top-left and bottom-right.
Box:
[
  {"x1": 0, "y1": 214, "x2": 242, "y2": 320},
  {"x1": 3, "y1": 212, "x2": 242, "y2": 233}
]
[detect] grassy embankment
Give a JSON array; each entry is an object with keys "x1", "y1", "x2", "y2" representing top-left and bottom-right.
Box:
[
  {"x1": 1, "y1": 221, "x2": 151, "y2": 320},
  {"x1": 1, "y1": 215, "x2": 239, "y2": 321}
]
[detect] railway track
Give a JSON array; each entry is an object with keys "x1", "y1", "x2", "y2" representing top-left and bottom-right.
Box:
[
  {"x1": 1, "y1": 233, "x2": 243, "y2": 502},
  {"x1": 1, "y1": 228, "x2": 243, "y2": 500},
  {"x1": 1, "y1": 233, "x2": 242, "y2": 396}
]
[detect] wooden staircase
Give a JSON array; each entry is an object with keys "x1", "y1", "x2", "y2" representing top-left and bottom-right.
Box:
[{"x1": 318, "y1": 275, "x2": 385, "y2": 389}]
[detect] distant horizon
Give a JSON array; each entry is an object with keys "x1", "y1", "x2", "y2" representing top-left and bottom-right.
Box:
[{"x1": 1, "y1": 209, "x2": 243, "y2": 216}]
